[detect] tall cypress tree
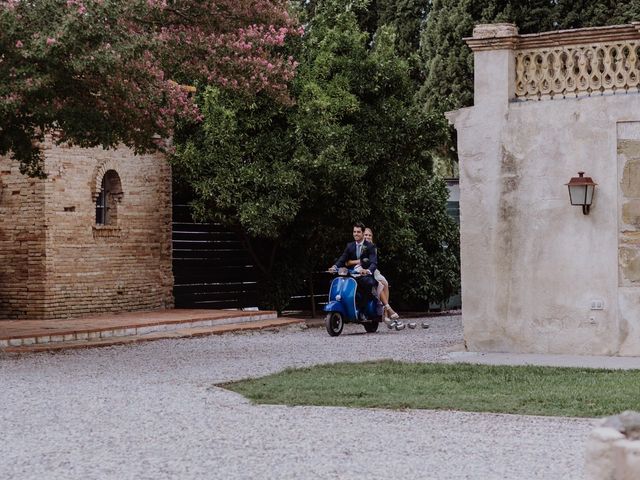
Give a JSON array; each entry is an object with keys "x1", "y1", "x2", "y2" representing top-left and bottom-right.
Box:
[
  {"x1": 418, "y1": 0, "x2": 477, "y2": 113},
  {"x1": 418, "y1": 0, "x2": 640, "y2": 171},
  {"x1": 553, "y1": 0, "x2": 640, "y2": 28},
  {"x1": 420, "y1": 0, "x2": 640, "y2": 113},
  {"x1": 418, "y1": 0, "x2": 559, "y2": 114},
  {"x1": 374, "y1": 0, "x2": 430, "y2": 60}
]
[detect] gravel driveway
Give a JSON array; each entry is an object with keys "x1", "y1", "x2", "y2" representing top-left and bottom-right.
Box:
[{"x1": 0, "y1": 316, "x2": 595, "y2": 480}]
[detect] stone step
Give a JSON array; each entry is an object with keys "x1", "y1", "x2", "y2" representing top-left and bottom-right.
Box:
[
  {"x1": 0, "y1": 310, "x2": 278, "y2": 348},
  {"x1": 4, "y1": 318, "x2": 304, "y2": 353}
]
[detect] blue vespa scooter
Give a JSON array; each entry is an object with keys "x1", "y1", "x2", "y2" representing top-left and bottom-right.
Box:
[{"x1": 323, "y1": 269, "x2": 383, "y2": 336}]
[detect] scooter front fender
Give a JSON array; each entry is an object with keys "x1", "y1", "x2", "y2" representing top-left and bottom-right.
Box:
[{"x1": 324, "y1": 301, "x2": 347, "y2": 316}]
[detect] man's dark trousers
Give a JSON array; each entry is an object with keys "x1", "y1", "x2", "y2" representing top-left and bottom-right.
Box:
[{"x1": 356, "y1": 274, "x2": 377, "y2": 314}]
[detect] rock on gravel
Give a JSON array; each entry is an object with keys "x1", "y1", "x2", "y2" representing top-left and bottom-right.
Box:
[{"x1": 0, "y1": 316, "x2": 595, "y2": 480}]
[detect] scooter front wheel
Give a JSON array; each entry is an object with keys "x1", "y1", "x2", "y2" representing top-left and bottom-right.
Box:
[{"x1": 325, "y1": 312, "x2": 344, "y2": 337}]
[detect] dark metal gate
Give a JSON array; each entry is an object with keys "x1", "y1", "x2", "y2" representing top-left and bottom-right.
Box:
[{"x1": 172, "y1": 204, "x2": 259, "y2": 309}]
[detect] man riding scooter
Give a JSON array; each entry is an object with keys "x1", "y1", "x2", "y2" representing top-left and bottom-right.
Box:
[{"x1": 328, "y1": 222, "x2": 379, "y2": 321}]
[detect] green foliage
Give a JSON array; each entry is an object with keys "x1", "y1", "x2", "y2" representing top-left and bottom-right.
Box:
[
  {"x1": 172, "y1": 88, "x2": 302, "y2": 310},
  {"x1": 0, "y1": 0, "x2": 297, "y2": 175},
  {"x1": 174, "y1": 0, "x2": 459, "y2": 310},
  {"x1": 374, "y1": 0, "x2": 430, "y2": 60},
  {"x1": 298, "y1": 0, "x2": 430, "y2": 77},
  {"x1": 418, "y1": 0, "x2": 477, "y2": 113},
  {"x1": 418, "y1": 0, "x2": 640, "y2": 169},
  {"x1": 176, "y1": 88, "x2": 300, "y2": 237},
  {"x1": 554, "y1": 0, "x2": 640, "y2": 28},
  {"x1": 419, "y1": 0, "x2": 640, "y2": 114},
  {"x1": 375, "y1": 168, "x2": 460, "y2": 306},
  {"x1": 223, "y1": 360, "x2": 640, "y2": 417}
]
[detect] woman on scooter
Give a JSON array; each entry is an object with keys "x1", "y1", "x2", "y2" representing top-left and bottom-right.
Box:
[{"x1": 347, "y1": 227, "x2": 399, "y2": 321}]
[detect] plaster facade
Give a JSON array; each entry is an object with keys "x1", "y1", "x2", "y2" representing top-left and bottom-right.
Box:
[
  {"x1": 0, "y1": 143, "x2": 173, "y2": 319},
  {"x1": 448, "y1": 23, "x2": 640, "y2": 355}
]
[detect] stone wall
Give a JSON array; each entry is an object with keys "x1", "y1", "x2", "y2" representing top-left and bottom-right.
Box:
[
  {"x1": 448, "y1": 23, "x2": 640, "y2": 355},
  {"x1": 0, "y1": 143, "x2": 173, "y2": 319}
]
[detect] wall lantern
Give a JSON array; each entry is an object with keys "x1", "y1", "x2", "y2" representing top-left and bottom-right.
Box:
[{"x1": 566, "y1": 172, "x2": 597, "y2": 215}]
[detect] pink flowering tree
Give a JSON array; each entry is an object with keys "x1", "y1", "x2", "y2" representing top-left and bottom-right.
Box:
[{"x1": 0, "y1": 0, "x2": 300, "y2": 176}]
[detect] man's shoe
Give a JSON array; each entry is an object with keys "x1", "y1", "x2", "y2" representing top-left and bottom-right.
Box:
[{"x1": 384, "y1": 305, "x2": 399, "y2": 320}]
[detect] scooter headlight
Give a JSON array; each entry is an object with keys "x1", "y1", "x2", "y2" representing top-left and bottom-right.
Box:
[{"x1": 335, "y1": 295, "x2": 341, "y2": 301}]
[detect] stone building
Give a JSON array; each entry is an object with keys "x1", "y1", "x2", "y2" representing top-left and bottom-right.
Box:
[
  {"x1": 448, "y1": 23, "x2": 640, "y2": 356},
  {"x1": 0, "y1": 142, "x2": 173, "y2": 319}
]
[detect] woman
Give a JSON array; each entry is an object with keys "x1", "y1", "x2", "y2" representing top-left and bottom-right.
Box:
[{"x1": 347, "y1": 227, "x2": 399, "y2": 321}]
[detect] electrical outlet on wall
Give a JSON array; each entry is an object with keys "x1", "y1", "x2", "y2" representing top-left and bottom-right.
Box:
[{"x1": 590, "y1": 299, "x2": 604, "y2": 310}]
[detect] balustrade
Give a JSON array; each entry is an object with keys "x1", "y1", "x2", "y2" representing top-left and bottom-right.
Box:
[
  {"x1": 466, "y1": 23, "x2": 640, "y2": 102},
  {"x1": 515, "y1": 42, "x2": 640, "y2": 100}
]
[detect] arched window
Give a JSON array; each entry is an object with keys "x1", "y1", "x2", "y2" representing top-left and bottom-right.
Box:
[{"x1": 95, "y1": 170, "x2": 123, "y2": 225}]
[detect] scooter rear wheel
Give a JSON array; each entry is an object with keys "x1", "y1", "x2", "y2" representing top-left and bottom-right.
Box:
[
  {"x1": 325, "y1": 312, "x2": 344, "y2": 336},
  {"x1": 363, "y1": 321, "x2": 379, "y2": 333}
]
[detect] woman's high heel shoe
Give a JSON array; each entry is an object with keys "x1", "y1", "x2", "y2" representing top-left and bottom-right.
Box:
[{"x1": 384, "y1": 305, "x2": 399, "y2": 320}]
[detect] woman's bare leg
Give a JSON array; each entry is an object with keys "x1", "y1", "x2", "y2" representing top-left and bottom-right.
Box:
[{"x1": 379, "y1": 288, "x2": 398, "y2": 319}]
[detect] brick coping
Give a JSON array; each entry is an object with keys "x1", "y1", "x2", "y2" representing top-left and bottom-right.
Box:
[{"x1": 0, "y1": 309, "x2": 277, "y2": 345}]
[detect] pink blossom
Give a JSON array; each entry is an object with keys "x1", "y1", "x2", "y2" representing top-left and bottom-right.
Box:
[
  {"x1": 15, "y1": 40, "x2": 23, "y2": 48},
  {"x1": 46, "y1": 38, "x2": 56, "y2": 46}
]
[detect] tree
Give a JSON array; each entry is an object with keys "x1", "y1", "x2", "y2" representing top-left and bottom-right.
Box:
[
  {"x1": 376, "y1": 0, "x2": 430, "y2": 59},
  {"x1": 554, "y1": 0, "x2": 634, "y2": 28},
  {"x1": 419, "y1": 0, "x2": 640, "y2": 115},
  {"x1": 0, "y1": 0, "x2": 300, "y2": 175},
  {"x1": 173, "y1": 0, "x2": 458, "y2": 310},
  {"x1": 298, "y1": 0, "x2": 430, "y2": 80},
  {"x1": 417, "y1": 0, "x2": 640, "y2": 175}
]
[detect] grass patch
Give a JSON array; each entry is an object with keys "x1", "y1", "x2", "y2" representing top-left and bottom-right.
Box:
[{"x1": 220, "y1": 361, "x2": 640, "y2": 417}]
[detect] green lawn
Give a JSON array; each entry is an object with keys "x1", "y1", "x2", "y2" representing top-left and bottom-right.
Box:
[{"x1": 220, "y1": 361, "x2": 640, "y2": 417}]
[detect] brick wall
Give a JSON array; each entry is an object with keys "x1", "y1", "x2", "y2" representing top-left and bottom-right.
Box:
[
  {"x1": 0, "y1": 143, "x2": 174, "y2": 319},
  {"x1": 0, "y1": 161, "x2": 47, "y2": 318}
]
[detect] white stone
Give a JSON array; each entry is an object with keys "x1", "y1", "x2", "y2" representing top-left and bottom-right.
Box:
[
  {"x1": 585, "y1": 427, "x2": 625, "y2": 480},
  {"x1": 614, "y1": 439, "x2": 640, "y2": 480},
  {"x1": 473, "y1": 23, "x2": 518, "y2": 39},
  {"x1": 136, "y1": 326, "x2": 160, "y2": 335}
]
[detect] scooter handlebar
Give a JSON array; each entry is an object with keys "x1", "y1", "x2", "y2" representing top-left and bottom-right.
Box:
[{"x1": 327, "y1": 268, "x2": 371, "y2": 278}]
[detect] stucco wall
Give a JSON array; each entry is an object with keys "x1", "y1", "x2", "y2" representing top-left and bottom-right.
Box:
[
  {"x1": 0, "y1": 143, "x2": 173, "y2": 319},
  {"x1": 451, "y1": 91, "x2": 640, "y2": 355}
]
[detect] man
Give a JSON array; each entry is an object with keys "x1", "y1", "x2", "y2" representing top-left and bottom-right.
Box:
[{"x1": 328, "y1": 222, "x2": 378, "y2": 319}]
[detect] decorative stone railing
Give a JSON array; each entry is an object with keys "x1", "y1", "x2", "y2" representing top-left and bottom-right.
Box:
[
  {"x1": 516, "y1": 41, "x2": 640, "y2": 100},
  {"x1": 466, "y1": 23, "x2": 640, "y2": 102}
]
